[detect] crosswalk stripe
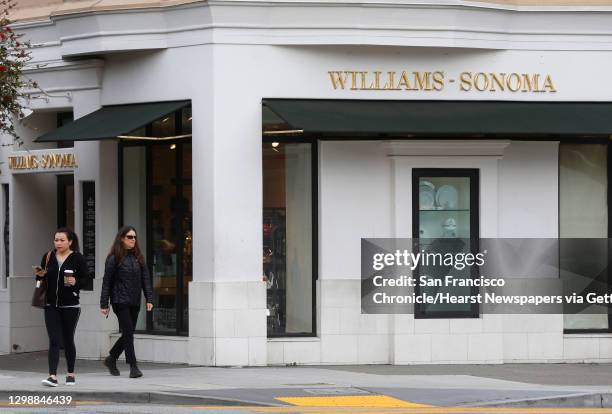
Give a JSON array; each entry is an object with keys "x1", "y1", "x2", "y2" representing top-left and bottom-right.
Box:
[{"x1": 274, "y1": 395, "x2": 431, "y2": 408}]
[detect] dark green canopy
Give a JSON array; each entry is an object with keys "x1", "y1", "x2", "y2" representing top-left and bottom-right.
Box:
[
  {"x1": 35, "y1": 100, "x2": 190, "y2": 142},
  {"x1": 263, "y1": 99, "x2": 612, "y2": 136}
]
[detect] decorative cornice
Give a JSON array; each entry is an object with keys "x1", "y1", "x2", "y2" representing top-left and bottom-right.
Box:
[{"x1": 9, "y1": 0, "x2": 612, "y2": 56}]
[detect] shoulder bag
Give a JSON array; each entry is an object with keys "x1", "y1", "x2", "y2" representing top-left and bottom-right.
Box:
[{"x1": 31, "y1": 251, "x2": 52, "y2": 308}]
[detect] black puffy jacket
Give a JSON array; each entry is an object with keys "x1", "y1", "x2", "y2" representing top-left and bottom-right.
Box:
[
  {"x1": 37, "y1": 250, "x2": 89, "y2": 307},
  {"x1": 100, "y1": 251, "x2": 154, "y2": 308}
]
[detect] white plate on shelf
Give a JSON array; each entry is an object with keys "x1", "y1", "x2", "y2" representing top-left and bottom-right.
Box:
[
  {"x1": 420, "y1": 180, "x2": 435, "y2": 191},
  {"x1": 419, "y1": 181, "x2": 435, "y2": 209},
  {"x1": 419, "y1": 189, "x2": 435, "y2": 209},
  {"x1": 436, "y1": 184, "x2": 459, "y2": 209}
]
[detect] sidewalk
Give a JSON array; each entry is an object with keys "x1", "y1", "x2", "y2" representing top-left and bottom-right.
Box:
[{"x1": 2, "y1": 352, "x2": 612, "y2": 408}]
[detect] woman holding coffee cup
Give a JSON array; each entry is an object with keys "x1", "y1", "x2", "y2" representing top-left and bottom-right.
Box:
[{"x1": 35, "y1": 228, "x2": 89, "y2": 387}]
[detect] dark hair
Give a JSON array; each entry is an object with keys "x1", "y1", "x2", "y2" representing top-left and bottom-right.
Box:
[
  {"x1": 55, "y1": 227, "x2": 80, "y2": 252},
  {"x1": 108, "y1": 226, "x2": 145, "y2": 265}
]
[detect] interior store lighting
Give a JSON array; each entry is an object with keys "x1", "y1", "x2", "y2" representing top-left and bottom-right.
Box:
[
  {"x1": 117, "y1": 133, "x2": 192, "y2": 141},
  {"x1": 262, "y1": 129, "x2": 303, "y2": 136}
]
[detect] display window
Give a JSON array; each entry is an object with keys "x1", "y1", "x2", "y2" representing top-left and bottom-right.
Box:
[
  {"x1": 119, "y1": 107, "x2": 192, "y2": 335},
  {"x1": 262, "y1": 140, "x2": 317, "y2": 337},
  {"x1": 412, "y1": 168, "x2": 480, "y2": 319}
]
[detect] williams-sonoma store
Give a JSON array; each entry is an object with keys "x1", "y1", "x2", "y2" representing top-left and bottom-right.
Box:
[{"x1": 1, "y1": 0, "x2": 612, "y2": 365}]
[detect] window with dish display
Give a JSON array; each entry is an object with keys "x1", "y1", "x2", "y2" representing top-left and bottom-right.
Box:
[{"x1": 412, "y1": 168, "x2": 480, "y2": 319}]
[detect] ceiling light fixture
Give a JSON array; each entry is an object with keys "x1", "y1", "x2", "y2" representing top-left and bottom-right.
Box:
[{"x1": 263, "y1": 129, "x2": 304, "y2": 136}]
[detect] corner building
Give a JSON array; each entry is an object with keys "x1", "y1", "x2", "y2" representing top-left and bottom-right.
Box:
[{"x1": 0, "y1": 0, "x2": 611, "y2": 365}]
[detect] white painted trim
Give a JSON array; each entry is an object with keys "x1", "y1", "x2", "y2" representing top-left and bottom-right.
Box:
[{"x1": 383, "y1": 140, "x2": 510, "y2": 157}]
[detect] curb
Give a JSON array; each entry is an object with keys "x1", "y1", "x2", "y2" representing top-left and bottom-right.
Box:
[
  {"x1": 0, "y1": 390, "x2": 274, "y2": 406},
  {"x1": 475, "y1": 392, "x2": 611, "y2": 408}
]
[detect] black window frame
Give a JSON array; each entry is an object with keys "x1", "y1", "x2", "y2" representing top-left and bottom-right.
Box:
[
  {"x1": 262, "y1": 136, "x2": 318, "y2": 338},
  {"x1": 2, "y1": 184, "x2": 8, "y2": 282},
  {"x1": 412, "y1": 168, "x2": 480, "y2": 319}
]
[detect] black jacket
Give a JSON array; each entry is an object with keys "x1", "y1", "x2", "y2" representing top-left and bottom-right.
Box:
[
  {"x1": 100, "y1": 252, "x2": 154, "y2": 308},
  {"x1": 37, "y1": 250, "x2": 89, "y2": 307}
]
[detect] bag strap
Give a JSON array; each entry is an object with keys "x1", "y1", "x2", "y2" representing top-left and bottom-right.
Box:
[{"x1": 44, "y1": 250, "x2": 52, "y2": 271}]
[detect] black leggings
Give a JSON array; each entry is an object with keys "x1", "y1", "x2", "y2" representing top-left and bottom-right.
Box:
[
  {"x1": 44, "y1": 306, "x2": 81, "y2": 376},
  {"x1": 109, "y1": 305, "x2": 140, "y2": 365}
]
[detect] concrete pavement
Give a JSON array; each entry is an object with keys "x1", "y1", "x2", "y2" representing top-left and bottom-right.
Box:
[{"x1": 2, "y1": 352, "x2": 612, "y2": 409}]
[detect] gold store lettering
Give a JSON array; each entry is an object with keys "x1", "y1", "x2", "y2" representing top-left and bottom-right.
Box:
[
  {"x1": 328, "y1": 71, "x2": 445, "y2": 91},
  {"x1": 459, "y1": 72, "x2": 557, "y2": 93},
  {"x1": 329, "y1": 70, "x2": 556, "y2": 93},
  {"x1": 8, "y1": 153, "x2": 78, "y2": 170}
]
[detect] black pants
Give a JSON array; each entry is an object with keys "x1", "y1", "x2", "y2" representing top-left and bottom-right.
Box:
[
  {"x1": 109, "y1": 305, "x2": 140, "y2": 365},
  {"x1": 44, "y1": 306, "x2": 81, "y2": 376}
]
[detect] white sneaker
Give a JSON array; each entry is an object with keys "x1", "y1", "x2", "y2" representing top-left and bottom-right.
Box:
[{"x1": 42, "y1": 377, "x2": 58, "y2": 387}]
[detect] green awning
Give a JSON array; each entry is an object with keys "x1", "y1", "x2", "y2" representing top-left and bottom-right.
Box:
[
  {"x1": 35, "y1": 100, "x2": 190, "y2": 142},
  {"x1": 262, "y1": 99, "x2": 612, "y2": 136}
]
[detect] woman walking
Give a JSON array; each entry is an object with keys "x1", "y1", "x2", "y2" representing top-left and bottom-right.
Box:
[
  {"x1": 100, "y1": 226, "x2": 153, "y2": 378},
  {"x1": 36, "y1": 228, "x2": 89, "y2": 387}
]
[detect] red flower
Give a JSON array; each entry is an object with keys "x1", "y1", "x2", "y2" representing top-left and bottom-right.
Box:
[
  {"x1": 0, "y1": 33, "x2": 6, "y2": 41},
  {"x1": 0, "y1": 65, "x2": 7, "y2": 72}
]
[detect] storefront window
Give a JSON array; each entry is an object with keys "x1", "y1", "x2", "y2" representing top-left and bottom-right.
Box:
[
  {"x1": 561, "y1": 144, "x2": 609, "y2": 331},
  {"x1": 181, "y1": 143, "x2": 192, "y2": 333},
  {"x1": 152, "y1": 112, "x2": 176, "y2": 138},
  {"x1": 123, "y1": 146, "x2": 148, "y2": 331},
  {"x1": 120, "y1": 107, "x2": 192, "y2": 335},
  {"x1": 263, "y1": 141, "x2": 315, "y2": 336},
  {"x1": 182, "y1": 107, "x2": 192, "y2": 135},
  {"x1": 413, "y1": 169, "x2": 479, "y2": 318}
]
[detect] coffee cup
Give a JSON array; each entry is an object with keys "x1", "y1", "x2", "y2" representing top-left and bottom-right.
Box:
[{"x1": 64, "y1": 269, "x2": 74, "y2": 286}]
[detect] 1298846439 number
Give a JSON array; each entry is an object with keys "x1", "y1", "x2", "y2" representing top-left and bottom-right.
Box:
[{"x1": 8, "y1": 394, "x2": 73, "y2": 406}]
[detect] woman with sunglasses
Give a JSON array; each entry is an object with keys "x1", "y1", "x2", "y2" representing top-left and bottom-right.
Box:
[{"x1": 100, "y1": 226, "x2": 153, "y2": 378}]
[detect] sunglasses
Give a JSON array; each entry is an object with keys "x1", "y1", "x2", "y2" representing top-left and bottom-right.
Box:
[{"x1": 125, "y1": 235, "x2": 137, "y2": 240}]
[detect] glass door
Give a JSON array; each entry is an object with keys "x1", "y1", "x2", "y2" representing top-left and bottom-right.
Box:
[{"x1": 412, "y1": 169, "x2": 479, "y2": 318}]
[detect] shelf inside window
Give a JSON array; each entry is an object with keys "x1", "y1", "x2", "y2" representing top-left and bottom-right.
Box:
[{"x1": 419, "y1": 209, "x2": 471, "y2": 212}]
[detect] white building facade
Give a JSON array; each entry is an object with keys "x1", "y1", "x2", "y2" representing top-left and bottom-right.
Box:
[{"x1": 0, "y1": 0, "x2": 611, "y2": 366}]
